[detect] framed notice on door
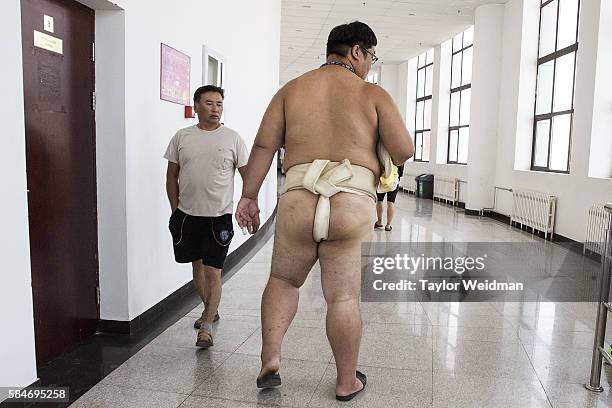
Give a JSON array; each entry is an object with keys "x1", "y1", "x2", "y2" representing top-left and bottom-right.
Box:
[{"x1": 160, "y1": 43, "x2": 191, "y2": 105}]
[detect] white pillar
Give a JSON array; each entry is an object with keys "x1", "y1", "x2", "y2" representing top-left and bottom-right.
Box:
[{"x1": 465, "y1": 4, "x2": 505, "y2": 213}]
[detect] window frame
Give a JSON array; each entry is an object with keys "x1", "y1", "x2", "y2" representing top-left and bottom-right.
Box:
[
  {"x1": 447, "y1": 29, "x2": 473, "y2": 165},
  {"x1": 531, "y1": 0, "x2": 580, "y2": 173},
  {"x1": 414, "y1": 51, "x2": 433, "y2": 162}
]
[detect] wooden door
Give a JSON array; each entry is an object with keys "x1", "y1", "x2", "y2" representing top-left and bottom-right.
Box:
[{"x1": 21, "y1": 0, "x2": 99, "y2": 365}]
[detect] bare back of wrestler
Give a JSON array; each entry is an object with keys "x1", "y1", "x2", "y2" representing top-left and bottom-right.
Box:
[{"x1": 236, "y1": 22, "x2": 413, "y2": 401}]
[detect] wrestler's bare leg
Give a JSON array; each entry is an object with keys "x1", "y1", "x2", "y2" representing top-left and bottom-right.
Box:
[
  {"x1": 319, "y1": 193, "x2": 375, "y2": 397},
  {"x1": 258, "y1": 190, "x2": 318, "y2": 380}
]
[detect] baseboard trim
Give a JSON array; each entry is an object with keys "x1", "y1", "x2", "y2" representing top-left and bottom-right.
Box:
[
  {"x1": 480, "y1": 210, "x2": 595, "y2": 260},
  {"x1": 98, "y1": 206, "x2": 276, "y2": 335}
]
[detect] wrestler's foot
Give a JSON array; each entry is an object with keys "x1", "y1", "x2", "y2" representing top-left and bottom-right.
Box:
[
  {"x1": 336, "y1": 371, "x2": 366, "y2": 401},
  {"x1": 384, "y1": 225, "x2": 392, "y2": 231},
  {"x1": 374, "y1": 222, "x2": 383, "y2": 229},
  {"x1": 257, "y1": 360, "x2": 281, "y2": 388}
]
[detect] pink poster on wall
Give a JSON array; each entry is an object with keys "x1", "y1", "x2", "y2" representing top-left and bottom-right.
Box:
[{"x1": 160, "y1": 43, "x2": 191, "y2": 105}]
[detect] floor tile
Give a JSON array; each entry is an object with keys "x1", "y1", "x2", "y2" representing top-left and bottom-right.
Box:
[
  {"x1": 180, "y1": 395, "x2": 280, "y2": 407},
  {"x1": 543, "y1": 381, "x2": 612, "y2": 408},
  {"x1": 528, "y1": 343, "x2": 602, "y2": 383},
  {"x1": 102, "y1": 344, "x2": 230, "y2": 394},
  {"x1": 235, "y1": 325, "x2": 333, "y2": 363},
  {"x1": 152, "y1": 316, "x2": 259, "y2": 353},
  {"x1": 432, "y1": 372, "x2": 551, "y2": 408},
  {"x1": 193, "y1": 354, "x2": 327, "y2": 407},
  {"x1": 309, "y1": 364, "x2": 433, "y2": 408},
  {"x1": 433, "y1": 337, "x2": 538, "y2": 380},
  {"x1": 358, "y1": 324, "x2": 433, "y2": 370},
  {"x1": 70, "y1": 383, "x2": 187, "y2": 408}
]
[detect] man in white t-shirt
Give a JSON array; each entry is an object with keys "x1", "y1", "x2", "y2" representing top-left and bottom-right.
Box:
[{"x1": 164, "y1": 85, "x2": 249, "y2": 349}]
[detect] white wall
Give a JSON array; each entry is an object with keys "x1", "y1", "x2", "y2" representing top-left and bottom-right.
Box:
[
  {"x1": 0, "y1": 0, "x2": 281, "y2": 393},
  {"x1": 118, "y1": 0, "x2": 281, "y2": 319},
  {"x1": 588, "y1": 0, "x2": 612, "y2": 179},
  {"x1": 402, "y1": 41, "x2": 469, "y2": 202},
  {"x1": 379, "y1": 63, "x2": 399, "y2": 105},
  {"x1": 494, "y1": 0, "x2": 612, "y2": 241},
  {"x1": 96, "y1": 8, "x2": 129, "y2": 321},
  {"x1": 465, "y1": 4, "x2": 505, "y2": 211},
  {"x1": 396, "y1": 61, "x2": 409, "y2": 122},
  {"x1": 0, "y1": 0, "x2": 38, "y2": 394},
  {"x1": 395, "y1": 0, "x2": 611, "y2": 240}
]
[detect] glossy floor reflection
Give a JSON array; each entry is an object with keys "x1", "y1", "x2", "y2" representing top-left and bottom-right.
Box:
[{"x1": 72, "y1": 195, "x2": 612, "y2": 407}]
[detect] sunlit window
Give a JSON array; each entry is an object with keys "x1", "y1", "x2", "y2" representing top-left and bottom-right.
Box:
[
  {"x1": 414, "y1": 49, "x2": 433, "y2": 162},
  {"x1": 448, "y1": 26, "x2": 473, "y2": 165},
  {"x1": 532, "y1": 0, "x2": 580, "y2": 173}
]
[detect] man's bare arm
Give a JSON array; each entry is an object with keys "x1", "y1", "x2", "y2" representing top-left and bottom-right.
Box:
[
  {"x1": 375, "y1": 86, "x2": 415, "y2": 165},
  {"x1": 242, "y1": 90, "x2": 285, "y2": 199},
  {"x1": 166, "y1": 161, "x2": 180, "y2": 212}
]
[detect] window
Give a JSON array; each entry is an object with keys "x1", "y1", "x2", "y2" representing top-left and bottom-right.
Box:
[
  {"x1": 447, "y1": 26, "x2": 473, "y2": 165},
  {"x1": 532, "y1": 0, "x2": 579, "y2": 173},
  {"x1": 414, "y1": 49, "x2": 433, "y2": 162}
]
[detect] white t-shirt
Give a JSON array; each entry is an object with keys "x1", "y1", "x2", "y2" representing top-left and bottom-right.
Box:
[{"x1": 164, "y1": 125, "x2": 249, "y2": 217}]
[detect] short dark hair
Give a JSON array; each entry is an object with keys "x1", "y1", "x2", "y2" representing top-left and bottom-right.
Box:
[
  {"x1": 194, "y1": 85, "x2": 224, "y2": 103},
  {"x1": 326, "y1": 21, "x2": 377, "y2": 58}
]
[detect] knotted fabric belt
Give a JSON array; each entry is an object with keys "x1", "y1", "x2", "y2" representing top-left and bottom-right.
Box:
[{"x1": 282, "y1": 159, "x2": 377, "y2": 242}]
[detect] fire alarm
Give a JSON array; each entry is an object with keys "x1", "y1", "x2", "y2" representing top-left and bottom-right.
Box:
[{"x1": 184, "y1": 105, "x2": 195, "y2": 118}]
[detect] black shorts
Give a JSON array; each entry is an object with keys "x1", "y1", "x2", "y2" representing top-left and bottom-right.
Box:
[
  {"x1": 168, "y1": 209, "x2": 234, "y2": 269},
  {"x1": 376, "y1": 184, "x2": 400, "y2": 203}
]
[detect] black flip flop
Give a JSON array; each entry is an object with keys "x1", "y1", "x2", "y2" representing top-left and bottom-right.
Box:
[
  {"x1": 336, "y1": 370, "x2": 367, "y2": 401},
  {"x1": 257, "y1": 372, "x2": 281, "y2": 389}
]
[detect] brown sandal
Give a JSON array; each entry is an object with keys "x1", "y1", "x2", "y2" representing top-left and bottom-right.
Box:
[
  {"x1": 194, "y1": 312, "x2": 220, "y2": 329},
  {"x1": 196, "y1": 329, "x2": 213, "y2": 348}
]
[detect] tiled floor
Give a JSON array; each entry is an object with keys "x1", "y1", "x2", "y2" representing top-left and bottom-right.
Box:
[{"x1": 72, "y1": 195, "x2": 612, "y2": 407}]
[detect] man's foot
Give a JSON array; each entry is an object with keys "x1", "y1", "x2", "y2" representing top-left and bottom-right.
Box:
[
  {"x1": 374, "y1": 222, "x2": 383, "y2": 229},
  {"x1": 195, "y1": 329, "x2": 213, "y2": 348},
  {"x1": 384, "y1": 225, "x2": 392, "y2": 231},
  {"x1": 336, "y1": 371, "x2": 367, "y2": 401},
  {"x1": 257, "y1": 360, "x2": 281, "y2": 388},
  {"x1": 194, "y1": 311, "x2": 220, "y2": 329},
  {"x1": 256, "y1": 372, "x2": 281, "y2": 389}
]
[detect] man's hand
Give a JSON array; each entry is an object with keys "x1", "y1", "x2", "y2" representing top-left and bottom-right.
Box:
[{"x1": 236, "y1": 197, "x2": 261, "y2": 234}]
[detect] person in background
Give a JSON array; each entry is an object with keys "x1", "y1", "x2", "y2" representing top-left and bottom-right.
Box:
[
  {"x1": 375, "y1": 163, "x2": 404, "y2": 231},
  {"x1": 165, "y1": 85, "x2": 249, "y2": 349}
]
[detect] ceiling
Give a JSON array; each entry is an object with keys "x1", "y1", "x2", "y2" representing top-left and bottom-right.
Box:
[{"x1": 280, "y1": 0, "x2": 509, "y2": 84}]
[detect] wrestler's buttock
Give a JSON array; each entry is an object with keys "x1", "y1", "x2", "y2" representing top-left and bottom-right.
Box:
[
  {"x1": 277, "y1": 190, "x2": 374, "y2": 243},
  {"x1": 326, "y1": 193, "x2": 375, "y2": 241},
  {"x1": 276, "y1": 190, "x2": 318, "y2": 243}
]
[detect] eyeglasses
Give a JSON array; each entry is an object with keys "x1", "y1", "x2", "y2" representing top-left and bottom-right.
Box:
[{"x1": 360, "y1": 46, "x2": 379, "y2": 63}]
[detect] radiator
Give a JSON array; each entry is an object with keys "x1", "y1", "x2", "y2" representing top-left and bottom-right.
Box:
[
  {"x1": 584, "y1": 203, "x2": 612, "y2": 256},
  {"x1": 434, "y1": 177, "x2": 459, "y2": 205},
  {"x1": 400, "y1": 173, "x2": 417, "y2": 194},
  {"x1": 510, "y1": 189, "x2": 557, "y2": 240}
]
